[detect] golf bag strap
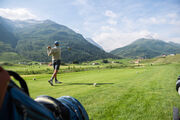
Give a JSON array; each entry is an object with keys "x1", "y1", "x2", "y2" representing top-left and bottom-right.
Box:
[
  {"x1": 7, "y1": 71, "x2": 29, "y2": 96},
  {"x1": 0, "y1": 67, "x2": 10, "y2": 108}
]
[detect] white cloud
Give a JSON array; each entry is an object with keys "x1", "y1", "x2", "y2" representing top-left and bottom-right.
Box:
[
  {"x1": 168, "y1": 37, "x2": 180, "y2": 43},
  {"x1": 104, "y1": 10, "x2": 118, "y2": 26},
  {"x1": 167, "y1": 13, "x2": 178, "y2": 18},
  {"x1": 72, "y1": 27, "x2": 81, "y2": 33},
  {"x1": 100, "y1": 26, "x2": 116, "y2": 32},
  {"x1": 73, "y1": 0, "x2": 88, "y2": 5},
  {"x1": 72, "y1": 0, "x2": 93, "y2": 16},
  {"x1": 169, "y1": 19, "x2": 180, "y2": 25},
  {"x1": 121, "y1": 17, "x2": 134, "y2": 30},
  {"x1": 107, "y1": 19, "x2": 117, "y2": 25},
  {"x1": 139, "y1": 30, "x2": 159, "y2": 39},
  {"x1": 138, "y1": 17, "x2": 166, "y2": 25},
  {"x1": 0, "y1": 8, "x2": 38, "y2": 20},
  {"x1": 105, "y1": 10, "x2": 117, "y2": 18},
  {"x1": 138, "y1": 13, "x2": 180, "y2": 26},
  {"x1": 166, "y1": 13, "x2": 180, "y2": 25}
]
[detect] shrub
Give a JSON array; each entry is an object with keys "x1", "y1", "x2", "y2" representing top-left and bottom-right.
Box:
[
  {"x1": 102, "y1": 59, "x2": 109, "y2": 63},
  {"x1": 61, "y1": 62, "x2": 67, "y2": 65},
  {"x1": 72, "y1": 61, "x2": 79, "y2": 64}
]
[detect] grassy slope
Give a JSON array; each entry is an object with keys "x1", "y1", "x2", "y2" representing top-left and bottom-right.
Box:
[
  {"x1": 141, "y1": 54, "x2": 180, "y2": 64},
  {"x1": 8, "y1": 63, "x2": 180, "y2": 120}
]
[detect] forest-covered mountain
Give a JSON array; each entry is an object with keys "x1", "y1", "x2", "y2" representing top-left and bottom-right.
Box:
[
  {"x1": 0, "y1": 16, "x2": 118, "y2": 62},
  {"x1": 110, "y1": 38, "x2": 180, "y2": 58}
]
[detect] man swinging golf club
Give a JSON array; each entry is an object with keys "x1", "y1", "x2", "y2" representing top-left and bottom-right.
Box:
[{"x1": 47, "y1": 41, "x2": 61, "y2": 86}]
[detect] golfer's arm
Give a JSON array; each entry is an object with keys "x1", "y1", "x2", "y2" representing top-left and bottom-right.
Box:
[{"x1": 47, "y1": 49, "x2": 53, "y2": 56}]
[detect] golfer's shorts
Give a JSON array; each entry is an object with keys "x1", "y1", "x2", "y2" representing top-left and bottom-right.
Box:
[{"x1": 52, "y1": 60, "x2": 61, "y2": 70}]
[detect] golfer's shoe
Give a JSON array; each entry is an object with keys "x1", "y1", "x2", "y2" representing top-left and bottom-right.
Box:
[
  {"x1": 55, "y1": 80, "x2": 62, "y2": 84},
  {"x1": 48, "y1": 80, "x2": 53, "y2": 86}
]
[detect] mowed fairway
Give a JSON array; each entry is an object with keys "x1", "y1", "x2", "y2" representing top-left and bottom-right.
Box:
[{"x1": 12, "y1": 63, "x2": 180, "y2": 120}]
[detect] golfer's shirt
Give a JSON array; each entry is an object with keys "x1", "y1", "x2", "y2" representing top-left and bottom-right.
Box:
[{"x1": 47, "y1": 46, "x2": 61, "y2": 61}]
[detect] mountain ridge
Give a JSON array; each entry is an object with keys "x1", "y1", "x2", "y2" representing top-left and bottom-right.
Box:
[
  {"x1": 0, "y1": 16, "x2": 118, "y2": 62},
  {"x1": 110, "y1": 38, "x2": 180, "y2": 58}
]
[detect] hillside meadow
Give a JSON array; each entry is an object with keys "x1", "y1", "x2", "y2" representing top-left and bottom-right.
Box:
[{"x1": 1, "y1": 55, "x2": 180, "y2": 120}]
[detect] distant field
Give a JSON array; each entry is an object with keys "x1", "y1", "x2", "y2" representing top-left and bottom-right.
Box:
[
  {"x1": 2, "y1": 61, "x2": 180, "y2": 120},
  {"x1": 1, "y1": 58, "x2": 133, "y2": 75}
]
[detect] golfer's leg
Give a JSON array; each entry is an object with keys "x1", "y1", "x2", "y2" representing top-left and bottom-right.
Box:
[
  {"x1": 53, "y1": 69, "x2": 58, "y2": 79},
  {"x1": 55, "y1": 60, "x2": 60, "y2": 81},
  {"x1": 48, "y1": 66, "x2": 55, "y2": 86},
  {"x1": 51, "y1": 61, "x2": 56, "y2": 80},
  {"x1": 50, "y1": 69, "x2": 56, "y2": 78},
  {"x1": 53, "y1": 70, "x2": 61, "y2": 83},
  {"x1": 55, "y1": 70, "x2": 58, "y2": 80},
  {"x1": 48, "y1": 61, "x2": 56, "y2": 85}
]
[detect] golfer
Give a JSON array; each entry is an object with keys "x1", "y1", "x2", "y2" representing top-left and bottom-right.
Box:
[{"x1": 47, "y1": 41, "x2": 61, "y2": 86}]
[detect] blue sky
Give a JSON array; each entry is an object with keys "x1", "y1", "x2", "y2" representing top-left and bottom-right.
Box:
[{"x1": 0, "y1": 0, "x2": 180, "y2": 51}]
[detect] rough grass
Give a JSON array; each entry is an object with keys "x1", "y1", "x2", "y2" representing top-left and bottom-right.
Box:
[{"x1": 8, "y1": 63, "x2": 180, "y2": 120}]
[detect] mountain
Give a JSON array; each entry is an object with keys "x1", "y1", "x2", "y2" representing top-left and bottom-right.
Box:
[
  {"x1": 0, "y1": 16, "x2": 118, "y2": 62},
  {"x1": 168, "y1": 41, "x2": 180, "y2": 47},
  {"x1": 85, "y1": 38, "x2": 103, "y2": 50},
  {"x1": 110, "y1": 38, "x2": 180, "y2": 59},
  {"x1": 0, "y1": 17, "x2": 18, "y2": 48}
]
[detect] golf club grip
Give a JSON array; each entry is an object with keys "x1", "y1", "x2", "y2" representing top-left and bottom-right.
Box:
[{"x1": 7, "y1": 71, "x2": 29, "y2": 96}]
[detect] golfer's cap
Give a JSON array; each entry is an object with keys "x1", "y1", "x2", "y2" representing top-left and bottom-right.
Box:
[{"x1": 54, "y1": 41, "x2": 59, "y2": 45}]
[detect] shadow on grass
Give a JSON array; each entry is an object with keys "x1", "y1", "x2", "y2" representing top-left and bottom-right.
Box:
[{"x1": 53, "y1": 82, "x2": 114, "y2": 87}]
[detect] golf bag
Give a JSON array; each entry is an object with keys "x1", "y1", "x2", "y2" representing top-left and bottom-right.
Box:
[
  {"x1": 35, "y1": 96, "x2": 89, "y2": 120},
  {"x1": 174, "y1": 75, "x2": 180, "y2": 120},
  {"x1": 176, "y1": 76, "x2": 180, "y2": 92},
  {"x1": 0, "y1": 69, "x2": 89, "y2": 120}
]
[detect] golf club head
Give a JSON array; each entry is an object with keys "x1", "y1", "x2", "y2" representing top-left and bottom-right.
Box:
[
  {"x1": 47, "y1": 46, "x2": 51, "y2": 49},
  {"x1": 67, "y1": 47, "x2": 71, "y2": 51}
]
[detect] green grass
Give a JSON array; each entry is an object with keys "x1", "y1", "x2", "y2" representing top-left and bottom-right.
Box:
[{"x1": 7, "y1": 63, "x2": 180, "y2": 120}]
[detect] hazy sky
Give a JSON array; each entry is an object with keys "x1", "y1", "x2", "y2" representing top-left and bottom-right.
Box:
[{"x1": 0, "y1": 0, "x2": 180, "y2": 51}]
